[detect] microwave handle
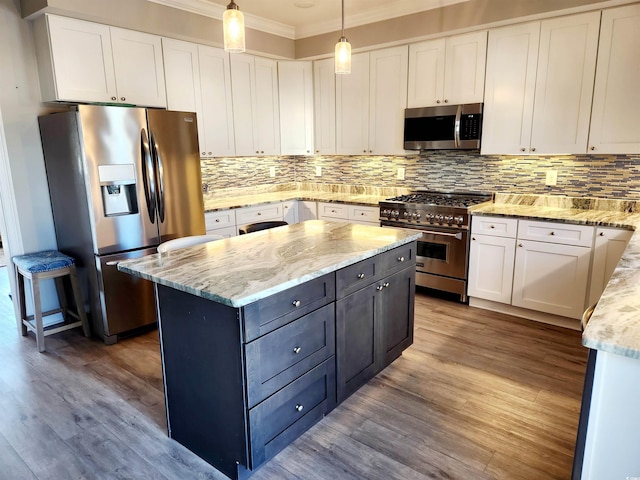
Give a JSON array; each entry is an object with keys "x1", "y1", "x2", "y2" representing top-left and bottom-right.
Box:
[{"x1": 454, "y1": 104, "x2": 462, "y2": 148}]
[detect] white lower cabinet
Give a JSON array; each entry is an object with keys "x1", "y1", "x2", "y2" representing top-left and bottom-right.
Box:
[
  {"x1": 347, "y1": 205, "x2": 380, "y2": 226},
  {"x1": 235, "y1": 203, "x2": 284, "y2": 232},
  {"x1": 468, "y1": 234, "x2": 516, "y2": 304},
  {"x1": 588, "y1": 227, "x2": 633, "y2": 306},
  {"x1": 299, "y1": 201, "x2": 318, "y2": 221},
  {"x1": 205, "y1": 209, "x2": 237, "y2": 238},
  {"x1": 317, "y1": 202, "x2": 350, "y2": 222},
  {"x1": 282, "y1": 201, "x2": 299, "y2": 224},
  {"x1": 317, "y1": 203, "x2": 379, "y2": 226},
  {"x1": 512, "y1": 239, "x2": 591, "y2": 319}
]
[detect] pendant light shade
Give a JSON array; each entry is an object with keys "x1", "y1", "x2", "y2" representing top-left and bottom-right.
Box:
[
  {"x1": 223, "y1": 0, "x2": 245, "y2": 53},
  {"x1": 335, "y1": 0, "x2": 351, "y2": 74}
]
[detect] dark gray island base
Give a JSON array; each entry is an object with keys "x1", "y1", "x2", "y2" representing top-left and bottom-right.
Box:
[{"x1": 118, "y1": 221, "x2": 419, "y2": 479}]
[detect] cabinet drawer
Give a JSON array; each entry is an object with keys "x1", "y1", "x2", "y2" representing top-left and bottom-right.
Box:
[
  {"x1": 236, "y1": 203, "x2": 283, "y2": 225},
  {"x1": 317, "y1": 202, "x2": 349, "y2": 220},
  {"x1": 517, "y1": 220, "x2": 593, "y2": 247},
  {"x1": 471, "y1": 216, "x2": 518, "y2": 237},
  {"x1": 243, "y1": 273, "x2": 336, "y2": 342},
  {"x1": 348, "y1": 205, "x2": 379, "y2": 223},
  {"x1": 248, "y1": 359, "x2": 336, "y2": 469},
  {"x1": 245, "y1": 304, "x2": 335, "y2": 408},
  {"x1": 205, "y1": 210, "x2": 236, "y2": 230},
  {"x1": 380, "y1": 243, "x2": 416, "y2": 276},
  {"x1": 205, "y1": 225, "x2": 236, "y2": 238}
]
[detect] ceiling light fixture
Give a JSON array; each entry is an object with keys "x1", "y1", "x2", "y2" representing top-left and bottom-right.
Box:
[
  {"x1": 334, "y1": 0, "x2": 351, "y2": 74},
  {"x1": 223, "y1": 0, "x2": 245, "y2": 53}
]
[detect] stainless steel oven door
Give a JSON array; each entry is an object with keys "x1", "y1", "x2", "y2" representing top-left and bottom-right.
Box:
[{"x1": 416, "y1": 227, "x2": 468, "y2": 279}]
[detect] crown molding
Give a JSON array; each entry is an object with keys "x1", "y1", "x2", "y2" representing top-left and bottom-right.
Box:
[
  {"x1": 147, "y1": 0, "x2": 296, "y2": 39},
  {"x1": 296, "y1": 0, "x2": 471, "y2": 39}
]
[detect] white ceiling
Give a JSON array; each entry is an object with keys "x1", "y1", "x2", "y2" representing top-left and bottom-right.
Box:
[{"x1": 148, "y1": 0, "x2": 472, "y2": 39}]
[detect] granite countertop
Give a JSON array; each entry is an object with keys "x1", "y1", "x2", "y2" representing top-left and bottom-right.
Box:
[
  {"x1": 471, "y1": 193, "x2": 640, "y2": 360},
  {"x1": 118, "y1": 221, "x2": 421, "y2": 308}
]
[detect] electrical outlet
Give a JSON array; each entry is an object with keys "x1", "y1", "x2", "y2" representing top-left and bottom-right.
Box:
[
  {"x1": 315, "y1": 165, "x2": 322, "y2": 177},
  {"x1": 397, "y1": 167, "x2": 406, "y2": 180},
  {"x1": 269, "y1": 166, "x2": 276, "y2": 178},
  {"x1": 545, "y1": 170, "x2": 558, "y2": 186}
]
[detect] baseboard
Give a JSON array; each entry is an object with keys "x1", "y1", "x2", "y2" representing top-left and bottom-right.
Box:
[{"x1": 469, "y1": 297, "x2": 581, "y2": 331}]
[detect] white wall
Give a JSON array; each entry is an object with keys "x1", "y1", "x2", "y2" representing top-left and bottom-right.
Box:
[{"x1": 0, "y1": 0, "x2": 61, "y2": 310}]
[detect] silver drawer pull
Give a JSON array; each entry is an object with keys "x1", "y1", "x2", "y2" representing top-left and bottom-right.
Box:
[
  {"x1": 357, "y1": 273, "x2": 365, "y2": 279},
  {"x1": 397, "y1": 256, "x2": 405, "y2": 262},
  {"x1": 376, "y1": 285, "x2": 384, "y2": 291},
  {"x1": 292, "y1": 300, "x2": 301, "y2": 307},
  {"x1": 293, "y1": 347, "x2": 301, "y2": 354},
  {"x1": 383, "y1": 282, "x2": 390, "y2": 288},
  {"x1": 490, "y1": 225, "x2": 495, "y2": 229},
  {"x1": 257, "y1": 212, "x2": 262, "y2": 216},
  {"x1": 550, "y1": 231, "x2": 555, "y2": 236},
  {"x1": 215, "y1": 219, "x2": 220, "y2": 222},
  {"x1": 295, "y1": 404, "x2": 304, "y2": 412}
]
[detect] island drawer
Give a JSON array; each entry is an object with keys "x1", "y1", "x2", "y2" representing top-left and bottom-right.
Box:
[
  {"x1": 242, "y1": 273, "x2": 336, "y2": 342},
  {"x1": 248, "y1": 358, "x2": 336, "y2": 469},
  {"x1": 517, "y1": 220, "x2": 594, "y2": 247},
  {"x1": 337, "y1": 244, "x2": 415, "y2": 298},
  {"x1": 245, "y1": 304, "x2": 335, "y2": 408}
]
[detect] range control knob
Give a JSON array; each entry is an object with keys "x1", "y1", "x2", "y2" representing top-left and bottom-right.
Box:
[
  {"x1": 392, "y1": 210, "x2": 400, "y2": 218},
  {"x1": 444, "y1": 215, "x2": 454, "y2": 224},
  {"x1": 427, "y1": 213, "x2": 435, "y2": 222},
  {"x1": 436, "y1": 214, "x2": 444, "y2": 223},
  {"x1": 413, "y1": 212, "x2": 421, "y2": 221},
  {"x1": 454, "y1": 216, "x2": 465, "y2": 225},
  {"x1": 403, "y1": 211, "x2": 410, "y2": 218}
]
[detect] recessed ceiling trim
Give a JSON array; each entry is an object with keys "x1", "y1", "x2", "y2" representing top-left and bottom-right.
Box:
[{"x1": 147, "y1": 0, "x2": 296, "y2": 39}]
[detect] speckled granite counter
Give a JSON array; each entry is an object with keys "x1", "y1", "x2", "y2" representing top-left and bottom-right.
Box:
[
  {"x1": 471, "y1": 193, "x2": 640, "y2": 359},
  {"x1": 118, "y1": 221, "x2": 421, "y2": 308},
  {"x1": 202, "y1": 183, "x2": 411, "y2": 212}
]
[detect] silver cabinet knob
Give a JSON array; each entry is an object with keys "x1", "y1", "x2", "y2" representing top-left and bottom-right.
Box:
[
  {"x1": 599, "y1": 232, "x2": 605, "y2": 236},
  {"x1": 472, "y1": 237, "x2": 476, "y2": 241},
  {"x1": 261, "y1": 150, "x2": 265, "y2": 154},
  {"x1": 444, "y1": 99, "x2": 448, "y2": 103},
  {"x1": 111, "y1": 96, "x2": 117, "y2": 101},
  {"x1": 357, "y1": 273, "x2": 365, "y2": 279},
  {"x1": 376, "y1": 285, "x2": 384, "y2": 291},
  {"x1": 120, "y1": 97, "x2": 126, "y2": 101},
  {"x1": 490, "y1": 225, "x2": 495, "y2": 229},
  {"x1": 201, "y1": 152, "x2": 206, "y2": 155},
  {"x1": 215, "y1": 219, "x2": 220, "y2": 223},
  {"x1": 257, "y1": 212, "x2": 262, "y2": 216},
  {"x1": 292, "y1": 300, "x2": 301, "y2": 307},
  {"x1": 519, "y1": 243, "x2": 523, "y2": 247},
  {"x1": 295, "y1": 404, "x2": 304, "y2": 412},
  {"x1": 436, "y1": 100, "x2": 441, "y2": 104},
  {"x1": 550, "y1": 231, "x2": 555, "y2": 236},
  {"x1": 591, "y1": 146, "x2": 595, "y2": 151},
  {"x1": 383, "y1": 282, "x2": 390, "y2": 288},
  {"x1": 531, "y1": 147, "x2": 536, "y2": 152},
  {"x1": 316, "y1": 150, "x2": 320, "y2": 153},
  {"x1": 397, "y1": 256, "x2": 405, "y2": 262},
  {"x1": 520, "y1": 148, "x2": 526, "y2": 152},
  {"x1": 293, "y1": 347, "x2": 301, "y2": 354},
  {"x1": 256, "y1": 151, "x2": 260, "y2": 154},
  {"x1": 208, "y1": 152, "x2": 212, "y2": 155}
]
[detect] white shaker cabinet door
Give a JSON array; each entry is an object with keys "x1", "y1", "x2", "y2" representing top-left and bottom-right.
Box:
[
  {"x1": 279, "y1": 61, "x2": 314, "y2": 155},
  {"x1": 162, "y1": 38, "x2": 205, "y2": 154},
  {"x1": 407, "y1": 38, "x2": 445, "y2": 108},
  {"x1": 588, "y1": 227, "x2": 633, "y2": 306},
  {"x1": 36, "y1": 14, "x2": 117, "y2": 103},
  {"x1": 529, "y1": 12, "x2": 600, "y2": 154},
  {"x1": 467, "y1": 233, "x2": 516, "y2": 304},
  {"x1": 110, "y1": 27, "x2": 167, "y2": 108},
  {"x1": 199, "y1": 45, "x2": 235, "y2": 157},
  {"x1": 313, "y1": 58, "x2": 336, "y2": 155},
  {"x1": 231, "y1": 54, "x2": 257, "y2": 156},
  {"x1": 589, "y1": 4, "x2": 640, "y2": 154},
  {"x1": 336, "y1": 52, "x2": 370, "y2": 155},
  {"x1": 254, "y1": 57, "x2": 281, "y2": 156},
  {"x1": 481, "y1": 22, "x2": 540, "y2": 155},
  {"x1": 443, "y1": 30, "x2": 487, "y2": 105},
  {"x1": 369, "y1": 46, "x2": 408, "y2": 155}
]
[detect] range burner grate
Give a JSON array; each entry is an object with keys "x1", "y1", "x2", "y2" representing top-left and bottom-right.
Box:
[{"x1": 385, "y1": 191, "x2": 492, "y2": 208}]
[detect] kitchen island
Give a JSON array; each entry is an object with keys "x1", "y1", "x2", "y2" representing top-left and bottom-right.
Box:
[{"x1": 118, "y1": 221, "x2": 420, "y2": 479}]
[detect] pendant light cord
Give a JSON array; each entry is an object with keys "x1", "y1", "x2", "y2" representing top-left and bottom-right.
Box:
[{"x1": 341, "y1": 0, "x2": 345, "y2": 38}]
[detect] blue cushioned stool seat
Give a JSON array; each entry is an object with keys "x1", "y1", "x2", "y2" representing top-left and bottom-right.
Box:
[{"x1": 13, "y1": 250, "x2": 90, "y2": 352}]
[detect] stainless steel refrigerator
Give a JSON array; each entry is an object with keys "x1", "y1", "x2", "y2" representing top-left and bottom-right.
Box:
[{"x1": 39, "y1": 105, "x2": 205, "y2": 344}]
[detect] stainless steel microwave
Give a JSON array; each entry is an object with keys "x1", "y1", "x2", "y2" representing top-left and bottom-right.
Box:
[{"x1": 404, "y1": 103, "x2": 483, "y2": 150}]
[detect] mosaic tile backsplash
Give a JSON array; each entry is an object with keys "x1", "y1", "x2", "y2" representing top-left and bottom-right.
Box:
[{"x1": 200, "y1": 152, "x2": 640, "y2": 199}]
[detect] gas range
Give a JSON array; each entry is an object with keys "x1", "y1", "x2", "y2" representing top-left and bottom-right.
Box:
[{"x1": 379, "y1": 191, "x2": 492, "y2": 229}]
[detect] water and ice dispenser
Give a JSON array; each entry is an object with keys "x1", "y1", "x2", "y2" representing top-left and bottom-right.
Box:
[{"x1": 98, "y1": 164, "x2": 139, "y2": 217}]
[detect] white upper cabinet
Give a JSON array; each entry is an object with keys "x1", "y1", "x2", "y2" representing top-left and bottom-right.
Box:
[
  {"x1": 198, "y1": 45, "x2": 235, "y2": 157},
  {"x1": 278, "y1": 61, "x2": 314, "y2": 155},
  {"x1": 162, "y1": 39, "x2": 235, "y2": 157},
  {"x1": 231, "y1": 54, "x2": 280, "y2": 156},
  {"x1": 34, "y1": 14, "x2": 166, "y2": 107},
  {"x1": 337, "y1": 46, "x2": 408, "y2": 155},
  {"x1": 529, "y1": 12, "x2": 600, "y2": 154},
  {"x1": 408, "y1": 31, "x2": 486, "y2": 108},
  {"x1": 589, "y1": 4, "x2": 640, "y2": 154},
  {"x1": 482, "y1": 12, "x2": 599, "y2": 155},
  {"x1": 313, "y1": 58, "x2": 336, "y2": 155},
  {"x1": 482, "y1": 22, "x2": 539, "y2": 155}
]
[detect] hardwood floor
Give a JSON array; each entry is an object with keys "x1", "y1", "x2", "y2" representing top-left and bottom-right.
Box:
[{"x1": 0, "y1": 284, "x2": 587, "y2": 479}]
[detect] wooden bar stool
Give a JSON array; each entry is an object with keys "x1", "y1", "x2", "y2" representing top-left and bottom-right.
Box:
[{"x1": 12, "y1": 250, "x2": 90, "y2": 352}]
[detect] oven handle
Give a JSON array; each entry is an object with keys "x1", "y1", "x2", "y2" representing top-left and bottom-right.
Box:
[{"x1": 420, "y1": 230, "x2": 464, "y2": 240}]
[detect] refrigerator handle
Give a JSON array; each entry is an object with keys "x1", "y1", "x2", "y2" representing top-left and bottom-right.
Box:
[
  {"x1": 140, "y1": 128, "x2": 157, "y2": 223},
  {"x1": 150, "y1": 130, "x2": 166, "y2": 223}
]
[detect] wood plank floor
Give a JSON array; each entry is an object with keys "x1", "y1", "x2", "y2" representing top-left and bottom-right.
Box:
[{"x1": 0, "y1": 278, "x2": 587, "y2": 479}]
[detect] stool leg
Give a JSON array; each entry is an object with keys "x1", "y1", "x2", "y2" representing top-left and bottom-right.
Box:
[
  {"x1": 54, "y1": 276, "x2": 69, "y2": 323},
  {"x1": 69, "y1": 265, "x2": 90, "y2": 338},
  {"x1": 31, "y1": 276, "x2": 46, "y2": 353},
  {"x1": 15, "y1": 265, "x2": 27, "y2": 336}
]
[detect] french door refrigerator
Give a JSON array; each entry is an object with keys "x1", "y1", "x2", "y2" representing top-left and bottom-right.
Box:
[{"x1": 39, "y1": 105, "x2": 205, "y2": 344}]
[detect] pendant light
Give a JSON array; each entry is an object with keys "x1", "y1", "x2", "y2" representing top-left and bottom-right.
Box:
[
  {"x1": 334, "y1": 0, "x2": 351, "y2": 74},
  {"x1": 223, "y1": 0, "x2": 245, "y2": 53}
]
